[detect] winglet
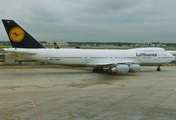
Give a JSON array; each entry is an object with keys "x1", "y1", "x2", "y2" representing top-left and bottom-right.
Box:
[{"x1": 2, "y1": 19, "x2": 45, "y2": 48}]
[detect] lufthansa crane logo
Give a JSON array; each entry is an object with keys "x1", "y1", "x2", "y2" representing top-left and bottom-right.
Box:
[{"x1": 9, "y1": 27, "x2": 25, "y2": 42}]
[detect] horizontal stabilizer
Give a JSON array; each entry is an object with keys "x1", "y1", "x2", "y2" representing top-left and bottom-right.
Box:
[{"x1": 3, "y1": 48, "x2": 37, "y2": 55}]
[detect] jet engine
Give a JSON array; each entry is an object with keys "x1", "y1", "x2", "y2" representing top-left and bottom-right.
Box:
[
  {"x1": 107, "y1": 65, "x2": 129, "y2": 74},
  {"x1": 129, "y1": 64, "x2": 140, "y2": 72}
]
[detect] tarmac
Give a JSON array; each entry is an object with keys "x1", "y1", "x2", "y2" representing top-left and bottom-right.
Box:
[{"x1": 0, "y1": 66, "x2": 176, "y2": 120}]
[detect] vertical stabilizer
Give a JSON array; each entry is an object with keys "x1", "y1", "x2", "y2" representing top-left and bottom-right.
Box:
[{"x1": 2, "y1": 19, "x2": 45, "y2": 48}]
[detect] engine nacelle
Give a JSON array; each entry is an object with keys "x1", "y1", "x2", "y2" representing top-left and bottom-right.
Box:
[
  {"x1": 107, "y1": 65, "x2": 129, "y2": 74},
  {"x1": 129, "y1": 64, "x2": 140, "y2": 72}
]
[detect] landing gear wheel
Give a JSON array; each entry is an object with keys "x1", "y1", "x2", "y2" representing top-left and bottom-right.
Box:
[
  {"x1": 92, "y1": 68, "x2": 96, "y2": 72},
  {"x1": 157, "y1": 65, "x2": 161, "y2": 71},
  {"x1": 106, "y1": 69, "x2": 111, "y2": 74},
  {"x1": 92, "y1": 67, "x2": 104, "y2": 73}
]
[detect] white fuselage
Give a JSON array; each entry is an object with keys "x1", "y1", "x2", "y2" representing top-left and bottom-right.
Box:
[{"x1": 5, "y1": 47, "x2": 174, "y2": 67}]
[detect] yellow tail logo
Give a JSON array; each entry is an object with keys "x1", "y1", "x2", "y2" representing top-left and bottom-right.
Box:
[{"x1": 9, "y1": 27, "x2": 25, "y2": 42}]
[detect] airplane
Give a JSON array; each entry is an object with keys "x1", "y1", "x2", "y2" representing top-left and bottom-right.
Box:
[{"x1": 1, "y1": 19, "x2": 175, "y2": 74}]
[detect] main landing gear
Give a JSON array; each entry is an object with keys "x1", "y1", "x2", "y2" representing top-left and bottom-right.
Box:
[
  {"x1": 92, "y1": 67, "x2": 104, "y2": 73},
  {"x1": 156, "y1": 65, "x2": 161, "y2": 71}
]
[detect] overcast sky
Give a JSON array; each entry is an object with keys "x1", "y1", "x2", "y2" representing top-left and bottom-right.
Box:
[{"x1": 0, "y1": 0, "x2": 176, "y2": 43}]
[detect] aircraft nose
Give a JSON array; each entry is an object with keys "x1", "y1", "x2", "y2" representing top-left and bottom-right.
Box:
[
  {"x1": 166, "y1": 52, "x2": 175, "y2": 61},
  {"x1": 170, "y1": 54, "x2": 175, "y2": 61}
]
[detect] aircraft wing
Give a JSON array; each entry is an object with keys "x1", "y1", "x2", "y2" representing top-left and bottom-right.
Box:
[
  {"x1": 3, "y1": 48, "x2": 37, "y2": 55},
  {"x1": 86, "y1": 60, "x2": 134, "y2": 67}
]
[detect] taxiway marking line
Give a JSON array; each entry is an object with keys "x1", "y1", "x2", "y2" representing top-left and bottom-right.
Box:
[{"x1": 31, "y1": 99, "x2": 42, "y2": 120}]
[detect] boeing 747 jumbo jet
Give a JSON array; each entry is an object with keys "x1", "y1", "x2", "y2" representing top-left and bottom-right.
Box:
[{"x1": 2, "y1": 19, "x2": 175, "y2": 74}]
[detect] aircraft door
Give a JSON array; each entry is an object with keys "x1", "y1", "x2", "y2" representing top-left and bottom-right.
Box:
[
  {"x1": 137, "y1": 53, "x2": 141, "y2": 62},
  {"x1": 157, "y1": 50, "x2": 162, "y2": 61},
  {"x1": 157, "y1": 55, "x2": 161, "y2": 61},
  {"x1": 45, "y1": 54, "x2": 49, "y2": 62},
  {"x1": 110, "y1": 55, "x2": 114, "y2": 61},
  {"x1": 84, "y1": 55, "x2": 89, "y2": 61}
]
